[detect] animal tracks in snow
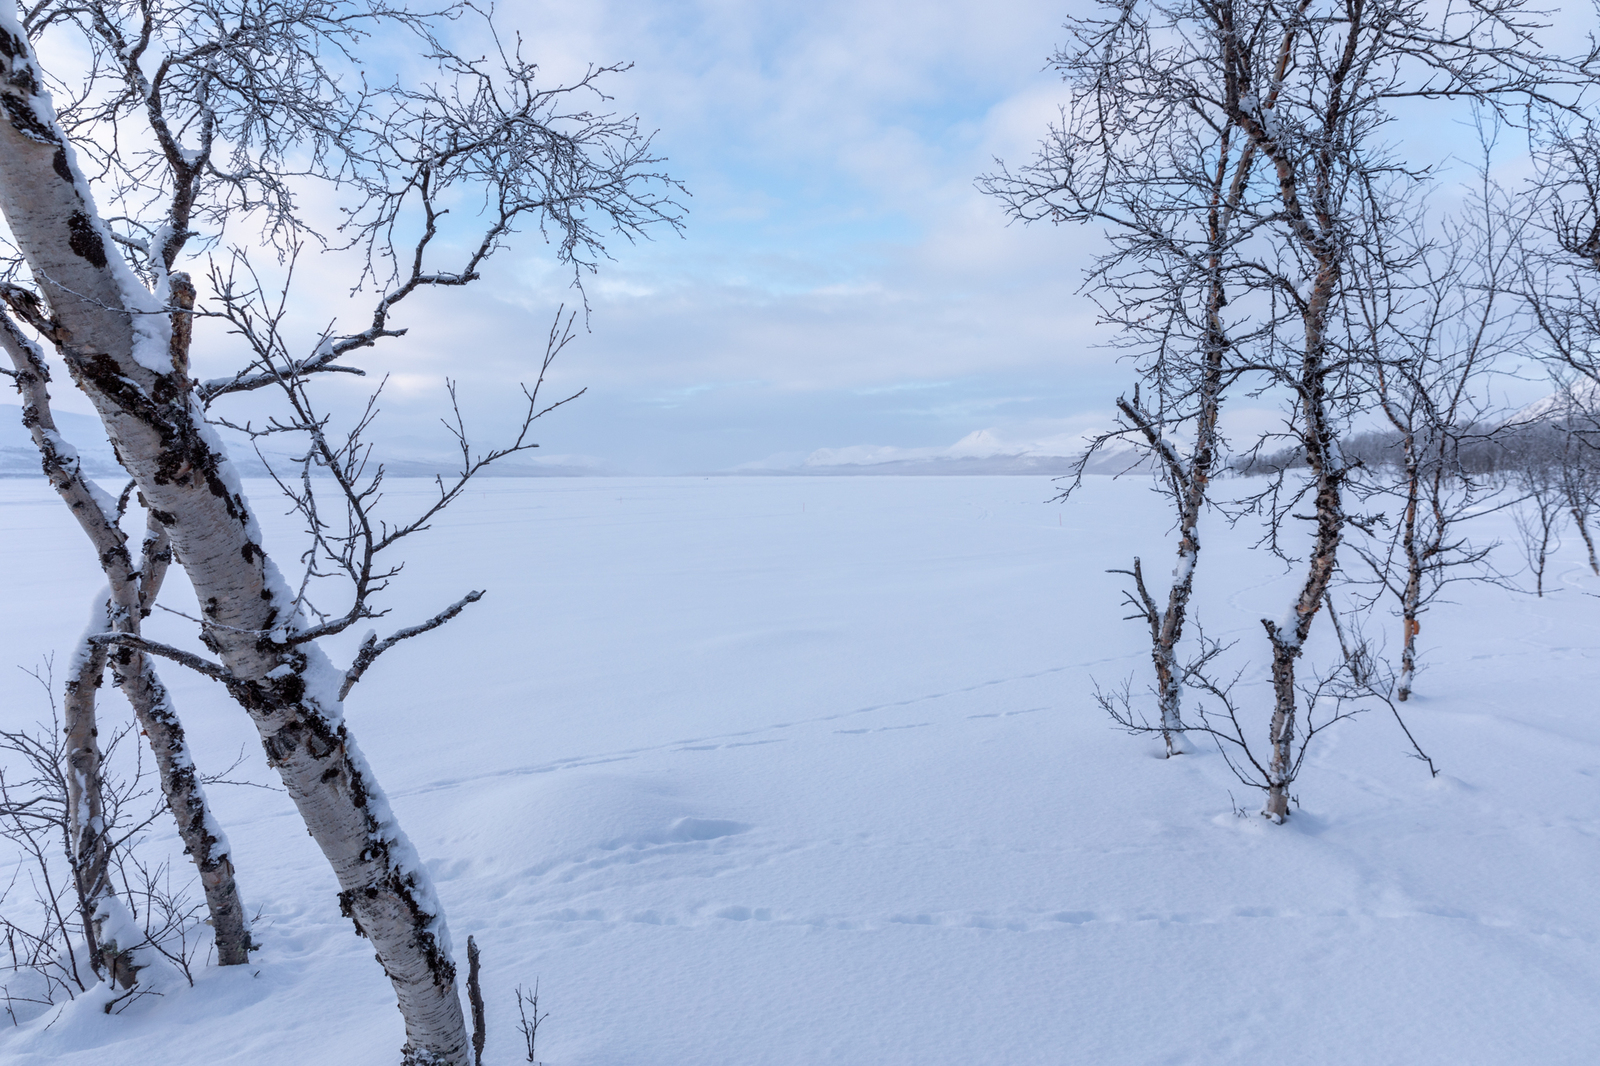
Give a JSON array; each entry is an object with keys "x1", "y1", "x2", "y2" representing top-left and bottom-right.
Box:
[
  {"x1": 398, "y1": 657, "x2": 1112, "y2": 802},
  {"x1": 966, "y1": 707, "x2": 1047, "y2": 720},
  {"x1": 516, "y1": 896, "x2": 1576, "y2": 942}
]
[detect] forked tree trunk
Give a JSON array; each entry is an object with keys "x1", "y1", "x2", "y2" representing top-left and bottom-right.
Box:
[
  {"x1": 1147, "y1": 336, "x2": 1224, "y2": 754},
  {"x1": 1137, "y1": 527, "x2": 1201, "y2": 757},
  {"x1": 1, "y1": 21, "x2": 467, "y2": 1061},
  {"x1": 1131, "y1": 388, "x2": 1212, "y2": 758},
  {"x1": 1123, "y1": 555, "x2": 1192, "y2": 757},
  {"x1": 1, "y1": 304, "x2": 252, "y2": 967},
  {"x1": 1223, "y1": 6, "x2": 1352, "y2": 821},
  {"x1": 1120, "y1": 320, "x2": 1222, "y2": 760}
]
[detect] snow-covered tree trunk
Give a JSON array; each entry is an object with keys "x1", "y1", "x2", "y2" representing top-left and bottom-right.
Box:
[
  {"x1": 1, "y1": 19, "x2": 466, "y2": 1061},
  {"x1": 63, "y1": 608, "x2": 151, "y2": 989},
  {"x1": 61, "y1": 626, "x2": 117, "y2": 976},
  {"x1": 1146, "y1": 118, "x2": 1258, "y2": 753},
  {"x1": 1114, "y1": 555, "x2": 1192, "y2": 755},
  {"x1": 1, "y1": 292, "x2": 253, "y2": 966},
  {"x1": 1260, "y1": 464, "x2": 1344, "y2": 820},
  {"x1": 1259, "y1": 439, "x2": 1345, "y2": 820},
  {"x1": 1144, "y1": 209, "x2": 1237, "y2": 753},
  {"x1": 1398, "y1": 592, "x2": 1421, "y2": 703},
  {"x1": 1256, "y1": 257, "x2": 1346, "y2": 823},
  {"x1": 1398, "y1": 442, "x2": 1423, "y2": 702},
  {"x1": 1215, "y1": 0, "x2": 1372, "y2": 821},
  {"x1": 1115, "y1": 327, "x2": 1225, "y2": 757},
  {"x1": 1150, "y1": 608, "x2": 1186, "y2": 752},
  {"x1": 1123, "y1": 479, "x2": 1204, "y2": 757},
  {"x1": 115, "y1": 640, "x2": 253, "y2": 965}
]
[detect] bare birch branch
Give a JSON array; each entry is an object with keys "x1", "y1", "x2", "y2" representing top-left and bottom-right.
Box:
[
  {"x1": 86, "y1": 634, "x2": 233, "y2": 684},
  {"x1": 341, "y1": 590, "x2": 485, "y2": 700}
]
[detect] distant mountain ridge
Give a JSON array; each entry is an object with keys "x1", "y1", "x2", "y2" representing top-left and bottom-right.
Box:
[
  {"x1": 745, "y1": 454, "x2": 1086, "y2": 476},
  {"x1": 734, "y1": 429, "x2": 1157, "y2": 477}
]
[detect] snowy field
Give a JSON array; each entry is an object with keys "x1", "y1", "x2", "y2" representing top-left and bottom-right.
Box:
[{"x1": 1, "y1": 474, "x2": 1597, "y2": 1065}]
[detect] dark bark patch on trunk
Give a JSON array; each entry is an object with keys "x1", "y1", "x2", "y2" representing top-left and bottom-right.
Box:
[
  {"x1": 73, "y1": 353, "x2": 167, "y2": 426},
  {"x1": 66, "y1": 211, "x2": 107, "y2": 268},
  {"x1": 271, "y1": 661, "x2": 302, "y2": 702},
  {"x1": 98, "y1": 544, "x2": 132, "y2": 572},
  {"x1": 1, "y1": 39, "x2": 52, "y2": 139},
  {"x1": 338, "y1": 891, "x2": 370, "y2": 937},
  {"x1": 250, "y1": 613, "x2": 284, "y2": 654},
  {"x1": 263, "y1": 721, "x2": 303, "y2": 764},
  {"x1": 347, "y1": 755, "x2": 370, "y2": 809},
  {"x1": 306, "y1": 731, "x2": 337, "y2": 760},
  {"x1": 1, "y1": 92, "x2": 54, "y2": 140}
]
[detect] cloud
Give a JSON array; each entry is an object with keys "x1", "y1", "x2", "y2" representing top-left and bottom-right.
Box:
[
  {"x1": 32, "y1": 0, "x2": 1555, "y2": 477},
  {"x1": 31, "y1": 0, "x2": 1122, "y2": 475}
]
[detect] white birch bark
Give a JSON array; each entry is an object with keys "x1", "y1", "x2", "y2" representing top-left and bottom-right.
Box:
[
  {"x1": 1131, "y1": 114, "x2": 1261, "y2": 755},
  {"x1": 1222, "y1": 8, "x2": 1349, "y2": 823},
  {"x1": 61, "y1": 609, "x2": 118, "y2": 979},
  {"x1": 63, "y1": 603, "x2": 154, "y2": 989},
  {"x1": 2, "y1": 300, "x2": 253, "y2": 966},
  {"x1": 1398, "y1": 442, "x2": 1423, "y2": 702},
  {"x1": 1, "y1": 17, "x2": 465, "y2": 1060}
]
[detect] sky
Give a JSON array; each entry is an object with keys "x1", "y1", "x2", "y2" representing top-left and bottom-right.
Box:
[
  {"x1": 239, "y1": 0, "x2": 1121, "y2": 475},
  {"x1": 28, "y1": 0, "x2": 1575, "y2": 475},
  {"x1": 365, "y1": 0, "x2": 1565, "y2": 476},
  {"x1": 509, "y1": 0, "x2": 1119, "y2": 474}
]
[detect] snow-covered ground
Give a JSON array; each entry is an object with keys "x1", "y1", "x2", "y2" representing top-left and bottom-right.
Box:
[{"x1": 1, "y1": 475, "x2": 1597, "y2": 1065}]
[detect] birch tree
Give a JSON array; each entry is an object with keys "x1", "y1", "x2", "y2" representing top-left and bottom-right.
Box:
[
  {"x1": 1509, "y1": 431, "x2": 1565, "y2": 595},
  {"x1": 990, "y1": 0, "x2": 1552, "y2": 818},
  {"x1": 1523, "y1": 118, "x2": 1600, "y2": 385},
  {"x1": 1, "y1": 300, "x2": 251, "y2": 979},
  {"x1": 1555, "y1": 411, "x2": 1600, "y2": 575},
  {"x1": 1205, "y1": 0, "x2": 1558, "y2": 820},
  {"x1": 1346, "y1": 172, "x2": 1524, "y2": 701},
  {"x1": 0, "y1": 2, "x2": 680, "y2": 1061},
  {"x1": 980, "y1": 0, "x2": 1277, "y2": 757},
  {"x1": 1521, "y1": 115, "x2": 1600, "y2": 565}
]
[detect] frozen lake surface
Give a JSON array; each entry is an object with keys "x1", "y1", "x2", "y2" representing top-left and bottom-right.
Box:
[{"x1": 1, "y1": 475, "x2": 1596, "y2": 1065}]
